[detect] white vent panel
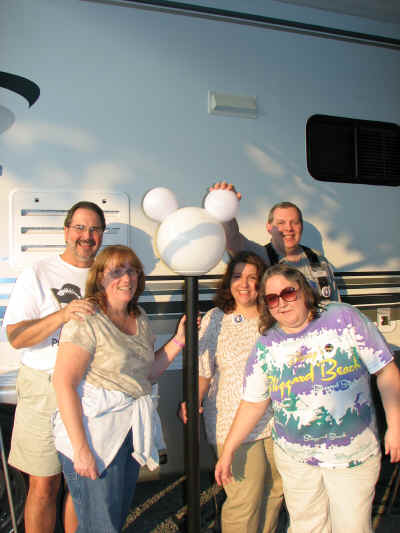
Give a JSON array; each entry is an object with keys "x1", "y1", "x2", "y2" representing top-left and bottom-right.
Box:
[{"x1": 9, "y1": 190, "x2": 130, "y2": 268}]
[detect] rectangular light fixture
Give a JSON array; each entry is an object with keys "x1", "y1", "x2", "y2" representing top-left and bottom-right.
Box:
[{"x1": 208, "y1": 91, "x2": 257, "y2": 118}]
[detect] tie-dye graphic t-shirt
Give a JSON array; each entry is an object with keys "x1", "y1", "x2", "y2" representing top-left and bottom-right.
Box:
[{"x1": 243, "y1": 303, "x2": 393, "y2": 469}]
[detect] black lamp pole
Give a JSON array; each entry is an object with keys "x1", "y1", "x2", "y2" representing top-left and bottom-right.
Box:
[{"x1": 184, "y1": 276, "x2": 200, "y2": 532}]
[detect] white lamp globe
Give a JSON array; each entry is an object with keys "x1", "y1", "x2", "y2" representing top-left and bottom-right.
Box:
[
  {"x1": 156, "y1": 207, "x2": 226, "y2": 275},
  {"x1": 203, "y1": 189, "x2": 239, "y2": 222},
  {"x1": 142, "y1": 187, "x2": 179, "y2": 222}
]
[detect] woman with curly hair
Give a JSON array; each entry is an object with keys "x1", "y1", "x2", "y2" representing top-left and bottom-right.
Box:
[{"x1": 181, "y1": 251, "x2": 283, "y2": 533}]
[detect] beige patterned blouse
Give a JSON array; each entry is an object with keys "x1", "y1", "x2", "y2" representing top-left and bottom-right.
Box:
[
  {"x1": 199, "y1": 307, "x2": 273, "y2": 445},
  {"x1": 59, "y1": 307, "x2": 155, "y2": 399}
]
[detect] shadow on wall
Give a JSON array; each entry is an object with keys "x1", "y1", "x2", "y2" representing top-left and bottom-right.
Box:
[
  {"x1": 245, "y1": 141, "x2": 399, "y2": 272},
  {"x1": 302, "y1": 221, "x2": 325, "y2": 258},
  {"x1": 130, "y1": 225, "x2": 158, "y2": 274},
  {"x1": 0, "y1": 106, "x2": 15, "y2": 134}
]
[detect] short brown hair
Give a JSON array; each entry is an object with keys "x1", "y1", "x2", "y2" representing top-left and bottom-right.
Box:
[
  {"x1": 258, "y1": 264, "x2": 321, "y2": 333},
  {"x1": 85, "y1": 245, "x2": 145, "y2": 317},
  {"x1": 267, "y1": 202, "x2": 303, "y2": 227},
  {"x1": 64, "y1": 201, "x2": 106, "y2": 231},
  {"x1": 214, "y1": 251, "x2": 266, "y2": 314}
]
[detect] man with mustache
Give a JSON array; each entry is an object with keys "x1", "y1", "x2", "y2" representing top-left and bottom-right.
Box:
[
  {"x1": 210, "y1": 182, "x2": 339, "y2": 302},
  {"x1": 4, "y1": 201, "x2": 105, "y2": 533}
]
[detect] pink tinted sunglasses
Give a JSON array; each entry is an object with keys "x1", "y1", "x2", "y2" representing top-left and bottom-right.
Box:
[{"x1": 264, "y1": 287, "x2": 298, "y2": 309}]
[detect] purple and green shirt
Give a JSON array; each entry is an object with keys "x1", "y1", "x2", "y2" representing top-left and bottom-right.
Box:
[{"x1": 243, "y1": 303, "x2": 393, "y2": 468}]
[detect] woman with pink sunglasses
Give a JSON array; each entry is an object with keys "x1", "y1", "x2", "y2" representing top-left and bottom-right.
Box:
[{"x1": 216, "y1": 264, "x2": 400, "y2": 533}]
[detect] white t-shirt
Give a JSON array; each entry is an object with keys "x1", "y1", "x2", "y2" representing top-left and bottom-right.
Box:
[{"x1": 3, "y1": 255, "x2": 89, "y2": 371}]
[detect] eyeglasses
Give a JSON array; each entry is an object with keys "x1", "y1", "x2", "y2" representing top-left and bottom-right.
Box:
[
  {"x1": 105, "y1": 266, "x2": 139, "y2": 279},
  {"x1": 69, "y1": 224, "x2": 103, "y2": 235},
  {"x1": 264, "y1": 287, "x2": 298, "y2": 309}
]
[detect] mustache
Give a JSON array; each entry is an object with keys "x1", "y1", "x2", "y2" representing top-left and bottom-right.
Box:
[{"x1": 77, "y1": 238, "x2": 96, "y2": 246}]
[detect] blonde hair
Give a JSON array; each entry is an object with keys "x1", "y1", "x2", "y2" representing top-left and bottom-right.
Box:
[{"x1": 85, "y1": 245, "x2": 145, "y2": 317}]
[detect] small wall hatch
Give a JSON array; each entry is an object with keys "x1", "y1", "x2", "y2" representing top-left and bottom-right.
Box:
[{"x1": 208, "y1": 91, "x2": 257, "y2": 119}]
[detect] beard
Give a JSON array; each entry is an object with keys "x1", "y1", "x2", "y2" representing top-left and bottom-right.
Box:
[{"x1": 66, "y1": 238, "x2": 97, "y2": 260}]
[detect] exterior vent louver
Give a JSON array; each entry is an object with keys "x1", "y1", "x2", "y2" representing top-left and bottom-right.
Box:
[
  {"x1": 358, "y1": 127, "x2": 400, "y2": 183},
  {"x1": 306, "y1": 114, "x2": 400, "y2": 186},
  {"x1": 9, "y1": 190, "x2": 130, "y2": 268}
]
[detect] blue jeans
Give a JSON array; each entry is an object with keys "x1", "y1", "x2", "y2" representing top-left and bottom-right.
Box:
[{"x1": 59, "y1": 430, "x2": 140, "y2": 533}]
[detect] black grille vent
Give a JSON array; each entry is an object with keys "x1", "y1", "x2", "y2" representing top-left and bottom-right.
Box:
[
  {"x1": 306, "y1": 114, "x2": 400, "y2": 186},
  {"x1": 358, "y1": 127, "x2": 400, "y2": 183}
]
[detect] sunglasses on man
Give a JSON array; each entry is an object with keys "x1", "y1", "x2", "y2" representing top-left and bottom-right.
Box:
[{"x1": 264, "y1": 286, "x2": 298, "y2": 309}]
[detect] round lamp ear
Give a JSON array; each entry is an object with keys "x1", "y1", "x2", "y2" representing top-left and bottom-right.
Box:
[
  {"x1": 204, "y1": 189, "x2": 239, "y2": 222},
  {"x1": 142, "y1": 187, "x2": 179, "y2": 222}
]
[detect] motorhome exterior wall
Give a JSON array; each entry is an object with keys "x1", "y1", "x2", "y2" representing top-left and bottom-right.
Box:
[
  {"x1": 1, "y1": 0, "x2": 399, "y2": 277},
  {"x1": 176, "y1": 0, "x2": 400, "y2": 30},
  {"x1": 1, "y1": 0, "x2": 400, "y2": 476}
]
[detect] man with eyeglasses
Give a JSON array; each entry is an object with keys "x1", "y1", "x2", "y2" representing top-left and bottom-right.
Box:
[
  {"x1": 3, "y1": 201, "x2": 105, "y2": 533},
  {"x1": 209, "y1": 181, "x2": 339, "y2": 302}
]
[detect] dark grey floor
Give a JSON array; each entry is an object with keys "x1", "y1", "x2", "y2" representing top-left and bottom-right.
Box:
[
  {"x1": 124, "y1": 454, "x2": 400, "y2": 532},
  {"x1": 9, "y1": 453, "x2": 399, "y2": 532}
]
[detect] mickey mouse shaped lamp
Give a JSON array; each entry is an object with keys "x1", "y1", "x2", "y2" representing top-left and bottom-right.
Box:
[
  {"x1": 142, "y1": 186, "x2": 239, "y2": 274},
  {"x1": 142, "y1": 186, "x2": 239, "y2": 533}
]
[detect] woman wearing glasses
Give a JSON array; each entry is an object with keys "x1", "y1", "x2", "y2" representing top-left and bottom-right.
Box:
[
  {"x1": 181, "y1": 252, "x2": 283, "y2": 533},
  {"x1": 216, "y1": 264, "x2": 400, "y2": 533},
  {"x1": 52, "y1": 245, "x2": 186, "y2": 532}
]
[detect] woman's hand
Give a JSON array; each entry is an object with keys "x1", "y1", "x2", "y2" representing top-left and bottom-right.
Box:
[
  {"x1": 174, "y1": 315, "x2": 187, "y2": 346},
  {"x1": 178, "y1": 401, "x2": 203, "y2": 423},
  {"x1": 215, "y1": 451, "x2": 234, "y2": 486},
  {"x1": 174, "y1": 313, "x2": 202, "y2": 347},
  {"x1": 150, "y1": 314, "x2": 203, "y2": 380},
  {"x1": 385, "y1": 425, "x2": 400, "y2": 463},
  {"x1": 73, "y1": 445, "x2": 99, "y2": 480},
  {"x1": 376, "y1": 361, "x2": 400, "y2": 463}
]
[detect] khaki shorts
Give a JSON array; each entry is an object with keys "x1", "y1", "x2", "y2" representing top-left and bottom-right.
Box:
[{"x1": 8, "y1": 364, "x2": 62, "y2": 476}]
